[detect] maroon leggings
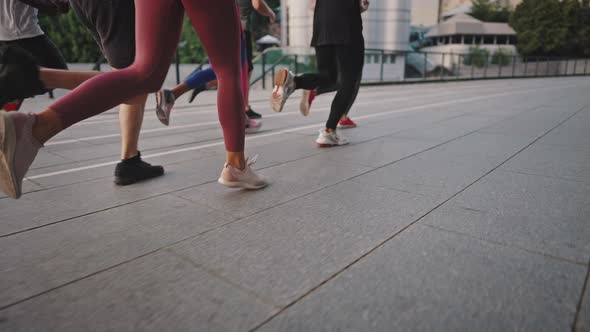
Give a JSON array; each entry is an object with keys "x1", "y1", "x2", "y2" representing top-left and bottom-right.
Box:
[{"x1": 50, "y1": 0, "x2": 245, "y2": 152}]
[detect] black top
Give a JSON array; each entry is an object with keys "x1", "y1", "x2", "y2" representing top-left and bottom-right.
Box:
[
  {"x1": 311, "y1": 0, "x2": 364, "y2": 47},
  {"x1": 237, "y1": 0, "x2": 254, "y2": 31}
]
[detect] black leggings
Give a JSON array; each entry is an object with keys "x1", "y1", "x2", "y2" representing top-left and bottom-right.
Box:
[{"x1": 294, "y1": 44, "x2": 364, "y2": 129}]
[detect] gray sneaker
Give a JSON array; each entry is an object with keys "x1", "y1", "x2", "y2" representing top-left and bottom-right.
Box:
[
  {"x1": 271, "y1": 68, "x2": 295, "y2": 113},
  {"x1": 155, "y1": 89, "x2": 176, "y2": 126},
  {"x1": 218, "y1": 155, "x2": 267, "y2": 190},
  {"x1": 0, "y1": 111, "x2": 42, "y2": 199}
]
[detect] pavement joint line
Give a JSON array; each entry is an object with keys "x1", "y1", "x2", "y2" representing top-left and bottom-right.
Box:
[
  {"x1": 24, "y1": 83, "x2": 584, "y2": 181},
  {"x1": 499, "y1": 169, "x2": 590, "y2": 185},
  {"x1": 0, "y1": 95, "x2": 585, "y2": 315},
  {"x1": 573, "y1": 263, "x2": 590, "y2": 332},
  {"x1": 422, "y1": 224, "x2": 588, "y2": 266},
  {"x1": 164, "y1": 248, "x2": 283, "y2": 310},
  {"x1": 247, "y1": 102, "x2": 590, "y2": 332}
]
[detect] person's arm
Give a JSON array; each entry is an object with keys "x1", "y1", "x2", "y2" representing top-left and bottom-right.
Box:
[
  {"x1": 251, "y1": 0, "x2": 276, "y2": 23},
  {"x1": 18, "y1": 0, "x2": 69, "y2": 15}
]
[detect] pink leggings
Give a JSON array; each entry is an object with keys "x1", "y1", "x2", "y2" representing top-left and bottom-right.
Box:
[{"x1": 50, "y1": 0, "x2": 245, "y2": 152}]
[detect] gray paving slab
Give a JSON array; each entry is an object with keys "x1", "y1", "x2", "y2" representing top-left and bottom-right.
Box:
[
  {"x1": 0, "y1": 157, "x2": 224, "y2": 236},
  {"x1": 351, "y1": 132, "x2": 531, "y2": 201},
  {"x1": 577, "y1": 273, "x2": 590, "y2": 332},
  {"x1": 479, "y1": 106, "x2": 578, "y2": 139},
  {"x1": 536, "y1": 109, "x2": 590, "y2": 149},
  {"x1": 0, "y1": 181, "x2": 43, "y2": 200},
  {"x1": 501, "y1": 143, "x2": 590, "y2": 183},
  {"x1": 49, "y1": 127, "x2": 224, "y2": 161},
  {"x1": 171, "y1": 180, "x2": 437, "y2": 306},
  {"x1": 0, "y1": 251, "x2": 276, "y2": 332},
  {"x1": 422, "y1": 170, "x2": 590, "y2": 262},
  {"x1": 29, "y1": 150, "x2": 73, "y2": 170},
  {"x1": 258, "y1": 225, "x2": 586, "y2": 332},
  {"x1": 0, "y1": 194, "x2": 236, "y2": 308},
  {"x1": 316, "y1": 136, "x2": 438, "y2": 168},
  {"x1": 174, "y1": 154, "x2": 374, "y2": 219}
]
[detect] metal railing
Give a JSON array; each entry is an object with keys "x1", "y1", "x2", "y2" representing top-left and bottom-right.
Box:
[
  {"x1": 250, "y1": 48, "x2": 590, "y2": 89},
  {"x1": 403, "y1": 51, "x2": 590, "y2": 83}
]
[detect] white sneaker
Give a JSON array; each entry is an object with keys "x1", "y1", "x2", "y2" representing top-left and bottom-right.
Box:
[
  {"x1": 155, "y1": 89, "x2": 176, "y2": 126},
  {"x1": 271, "y1": 68, "x2": 295, "y2": 113},
  {"x1": 218, "y1": 155, "x2": 267, "y2": 190},
  {"x1": 315, "y1": 128, "x2": 349, "y2": 147},
  {"x1": 245, "y1": 117, "x2": 262, "y2": 134},
  {"x1": 0, "y1": 111, "x2": 42, "y2": 199}
]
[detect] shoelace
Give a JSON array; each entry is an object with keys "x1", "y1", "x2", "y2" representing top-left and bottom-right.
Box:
[{"x1": 228, "y1": 155, "x2": 259, "y2": 178}]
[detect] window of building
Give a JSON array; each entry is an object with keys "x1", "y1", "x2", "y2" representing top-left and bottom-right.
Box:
[
  {"x1": 509, "y1": 36, "x2": 516, "y2": 45},
  {"x1": 497, "y1": 35, "x2": 508, "y2": 44},
  {"x1": 483, "y1": 35, "x2": 495, "y2": 44},
  {"x1": 474, "y1": 35, "x2": 482, "y2": 44},
  {"x1": 389, "y1": 54, "x2": 396, "y2": 63},
  {"x1": 464, "y1": 35, "x2": 474, "y2": 44},
  {"x1": 452, "y1": 35, "x2": 461, "y2": 44}
]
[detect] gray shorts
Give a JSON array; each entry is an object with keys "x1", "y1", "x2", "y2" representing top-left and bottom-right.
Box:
[{"x1": 69, "y1": 0, "x2": 135, "y2": 69}]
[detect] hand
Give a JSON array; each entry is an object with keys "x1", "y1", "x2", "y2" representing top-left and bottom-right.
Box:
[
  {"x1": 268, "y1": 11, "x2": 276, "y2": 24},
  {"x1": 360, "y1": 0, "x2": 370, "y2": 13}
]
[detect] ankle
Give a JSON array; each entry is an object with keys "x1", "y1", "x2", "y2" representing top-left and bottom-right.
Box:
[
  {"x1": 32, "y1": 109, "x2": 63, "y2": 144},
  {"x1": 226, "y1": 151, "x2": 246, "y2": 170}
]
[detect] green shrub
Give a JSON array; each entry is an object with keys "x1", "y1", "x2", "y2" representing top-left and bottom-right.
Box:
[
  {"x1": 464, "y1": 47, "x2": 490, "y2": 67},
  {"x1": 491, "y1": 49, "x2": 512, "y2": 65}
]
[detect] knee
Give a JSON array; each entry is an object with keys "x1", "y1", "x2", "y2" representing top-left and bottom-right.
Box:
[{"x1": 128, "y1": 63, "x2": 168, "y2": 93}]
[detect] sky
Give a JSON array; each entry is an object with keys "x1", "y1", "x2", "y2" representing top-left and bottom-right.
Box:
[{"x1": 412, "y1": 0, "x2": 440, "y2": 27}]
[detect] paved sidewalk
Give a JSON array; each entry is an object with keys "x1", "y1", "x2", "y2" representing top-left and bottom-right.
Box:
[{"x1": 1, "y1": 77, "x2": 590, "y2": 331}]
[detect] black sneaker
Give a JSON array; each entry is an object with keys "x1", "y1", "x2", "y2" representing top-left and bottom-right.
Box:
[
  {"x1": 114, "y1": 152, "x2": 164, "y2": 186},
  {"x1": 246, "y1": 106, "x2": 262, "y2": 119}
]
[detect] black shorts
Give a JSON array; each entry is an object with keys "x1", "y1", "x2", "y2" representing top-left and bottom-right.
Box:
[
  {"x1": 0, "y1": 35, "x2": 67, "y2": 70},
  {"x1": 69, "y1": 0, "x2": 136, "y2": 69},
  {"x1": 244, "y1": 29, "x2": 254, "y2": 73}
]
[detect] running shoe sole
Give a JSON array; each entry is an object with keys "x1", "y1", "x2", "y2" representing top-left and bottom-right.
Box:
[
  {"x1": 217, "y1": 177, "x2": 267, "y2": 190},
  {"x1": 300, "y1": 90, "x2": 311, "y2": 116},
  {"x1": 272, "y1": 69, "x2": 289, "y2": 112},
  {"x1": 337, "y1": 124, "x2": 357, "y2": 129},
  {"x1": 155, "y1": 91, "x2": 170, "y2": 126},
  {"x1": 316, "y1": 142, "x2": 349, "y2": 148},
  {"x1": 0, "y1": 112, "x2": 18, "y2": 198}
]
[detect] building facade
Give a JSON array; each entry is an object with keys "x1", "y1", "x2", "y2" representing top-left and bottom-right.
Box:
[{"x1": 286, "y1": 0, "x2": 412, "y2": 81}]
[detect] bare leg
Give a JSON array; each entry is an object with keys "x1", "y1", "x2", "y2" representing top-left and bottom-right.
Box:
[
  {"x1": 39, "y1": 68, "x2": 99, "y2": 90},
  {"x1": 119, "y1": 94, "x2": 148, "y2": 160},
  {"x1": 171, "y1": 83, "x2": 191, "y2": 99}
]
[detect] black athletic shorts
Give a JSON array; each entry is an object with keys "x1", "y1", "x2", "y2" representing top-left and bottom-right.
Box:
[
  {"x1": 0, "y1": 34, "x2": 67, "y2": 70},
  {"x1": 69, "y1": 0, "x2": 135, "y2": 69},
  {"x1": 244, "y1": 29, "x2": 254, "y2": 73}
]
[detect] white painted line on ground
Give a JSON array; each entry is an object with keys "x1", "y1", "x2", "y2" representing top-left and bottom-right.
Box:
[
  {"x1": 46, "y1": 91, "x2": 459, "y2": 145},
  {"x1": 67, "y1": 81, "x2": 522, "y2": 126},
  {"x1": 26, "y1": 83, "x2": 582, "y2": 181}
]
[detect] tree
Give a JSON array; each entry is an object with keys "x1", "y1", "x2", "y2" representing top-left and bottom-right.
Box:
[
  {"x1": 40, "y1": 13, "x2": 207, "y2": 63},
  {"x1": 470, "y1": 0, "x2": 511, "y2": 23},
  {"x1": 510, "y1": 0, "x2": 590, "y2": 57}
]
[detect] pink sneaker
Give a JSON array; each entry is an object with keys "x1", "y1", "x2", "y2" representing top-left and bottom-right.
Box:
[
  {"x1": 0, "y1": 111, "x2": 42, "y2": 199},
  {"x1": 218, "y1": 155, "x2": 267, "y2": 190},
  {"x1": 299, "y1": 89, "x2": 316, "y2": 116},
  {"x1": 245, "y1": 117, "x2": 262, "y2": 134}
]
